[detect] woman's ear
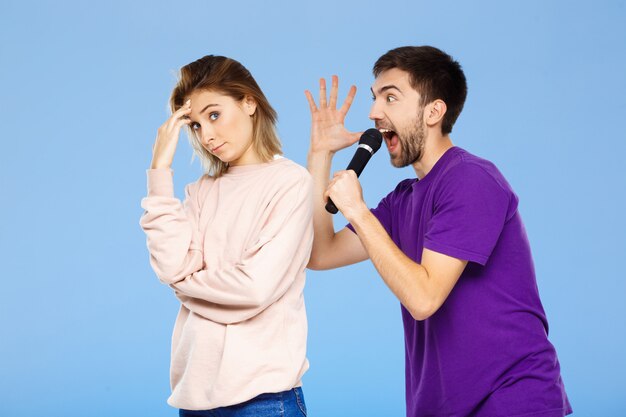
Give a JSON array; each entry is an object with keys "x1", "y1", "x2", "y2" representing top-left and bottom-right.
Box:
[
  {"x1": 244, "y1": 95, "x2": 257, "y2": 116},
  {"x1": 425, "y1": 99, "x2": 447, "y2": 127}
]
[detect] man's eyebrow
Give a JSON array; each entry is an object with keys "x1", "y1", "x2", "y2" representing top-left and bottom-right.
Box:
[{"x1": 371, "y1": 84, "x2": 403, "y2": 96}]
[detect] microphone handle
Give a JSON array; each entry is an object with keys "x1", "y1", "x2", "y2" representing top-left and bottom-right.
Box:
[
  {"x1": 345, "y1": 146, "x2": 372, "y2": 176},
  {"x1": 325, "y1": 147, "x2": 373, "y2": 214},
  {"x1": 325, "y1": 197, "x2": 340, "y2": 214}
]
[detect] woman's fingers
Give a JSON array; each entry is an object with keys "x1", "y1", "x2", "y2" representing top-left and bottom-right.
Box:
[
  {"x1": 151, "y1": 100, "x2": 192, "y2": 170},
  {"x1": 175, "y1": 116, "x2": 192, "y2": 129},
  {"x1": 172, "y1": 100, "x2": 192, "y2": 120},
  {"x1": 165, "y1": 102, "x2": 192, "y2": 131},
  {"x1": 172, "y1": 99, "x2": 192, "y2": 116},
  {"x1": 158, "y1": 100, "x2": 191, "y2": 141},
  {"x1": 168, "y1": 99, "x2": 192, "y2": 124}
]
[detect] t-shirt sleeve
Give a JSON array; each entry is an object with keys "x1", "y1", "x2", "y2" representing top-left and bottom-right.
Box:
[{"x1": 424, "y1": 163, "x2": 511, "y2": 266}]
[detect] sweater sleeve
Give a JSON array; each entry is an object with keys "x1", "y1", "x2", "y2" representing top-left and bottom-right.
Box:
[
  {"x1": 170, "y1": 173, "x2": 314, "y2": 324},
  {"x1": 139, "y1": 169, "x2": 204, "y2": 285}
]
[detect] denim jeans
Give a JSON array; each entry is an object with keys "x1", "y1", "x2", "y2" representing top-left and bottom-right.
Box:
[{"x1": 179, "y1": 387, "x2": 307, "y2": 417}]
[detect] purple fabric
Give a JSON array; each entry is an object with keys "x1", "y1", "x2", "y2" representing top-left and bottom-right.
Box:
[{"x1": 349, "y1": 147, "x2": 572, "y2": 417}]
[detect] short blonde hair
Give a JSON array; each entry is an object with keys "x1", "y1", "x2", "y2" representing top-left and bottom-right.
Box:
[{"x1": 169, "y1": 55, "x2": 282, "y2": 177}]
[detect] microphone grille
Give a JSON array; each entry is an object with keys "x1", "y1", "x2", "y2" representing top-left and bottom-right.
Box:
[{"x1": 359, "y1": 128, "x2": 383, "y2": 153}]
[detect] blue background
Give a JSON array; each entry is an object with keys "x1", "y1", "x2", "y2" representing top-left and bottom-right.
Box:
[{"x1": 1, "y1": 0, "x2": 625, "y2": 416}]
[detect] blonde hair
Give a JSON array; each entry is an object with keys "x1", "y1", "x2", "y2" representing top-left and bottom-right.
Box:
[{"x1": 169, "y1": 55, "x2": 282, "y2": 177}]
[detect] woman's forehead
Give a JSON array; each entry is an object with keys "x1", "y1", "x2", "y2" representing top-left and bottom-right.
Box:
[{"x1": 188, "y1": 89, "x2": 236, "y2": 105}]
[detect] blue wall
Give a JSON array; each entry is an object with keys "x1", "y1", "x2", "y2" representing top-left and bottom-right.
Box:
[{"x1": 1, "y1": 1, "x2": 624, "y2": 415}]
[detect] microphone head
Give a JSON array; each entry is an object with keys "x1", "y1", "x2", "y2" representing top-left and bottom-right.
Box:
[{"x1": 359, "y1": 128, "x2": 383, "y2": 153}]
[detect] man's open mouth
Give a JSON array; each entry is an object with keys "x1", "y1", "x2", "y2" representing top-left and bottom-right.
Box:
[{"x1": 379, "y1": 128, "x2": 399, "y2": 153}]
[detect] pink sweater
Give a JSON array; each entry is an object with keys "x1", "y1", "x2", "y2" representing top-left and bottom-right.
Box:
[{"x1": 139, "y1": 157, "x2": 313, "y2": 410}]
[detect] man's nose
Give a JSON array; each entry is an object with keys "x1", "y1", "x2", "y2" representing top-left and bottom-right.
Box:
[{"x1": 369, "y1": 101, "x2": 383, "y2": 121}]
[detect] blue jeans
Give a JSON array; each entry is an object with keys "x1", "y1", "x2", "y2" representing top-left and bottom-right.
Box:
[{"x1": 179, "y1": 387, "x2": 307, "y2": 417}]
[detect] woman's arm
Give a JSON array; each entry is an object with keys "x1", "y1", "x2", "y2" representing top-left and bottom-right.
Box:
[
  {"x1": 169, "y1": 173, "x2": 314, "y2": 325},
  {"x1": 140, "y1": 169, "x2": 204, "y2": 284},
  {"x1": 140, "y1": 99, "x2": 205, "y2": 285}
]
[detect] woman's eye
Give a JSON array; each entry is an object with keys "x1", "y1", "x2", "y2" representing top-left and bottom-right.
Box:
[
  {"x1": 190, "y1": 122, "x2": 201, "y2": 131},
  {"x1": 209, "y1": 112, "x2": 219, "y2": 121}
]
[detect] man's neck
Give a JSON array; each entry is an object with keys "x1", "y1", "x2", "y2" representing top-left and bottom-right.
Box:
[{"x1": 412, "y1": 134, "x2": 454, "y2": 179}]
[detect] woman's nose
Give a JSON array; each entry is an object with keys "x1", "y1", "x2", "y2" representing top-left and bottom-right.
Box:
[{"x1": 200, "y1": 125, "x2": 215, "y2": 145}]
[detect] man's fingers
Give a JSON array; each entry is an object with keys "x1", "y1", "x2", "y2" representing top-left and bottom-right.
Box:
[
  {"x1": 350, "y1": 131, "x2": 363, "y2": 144},
  {"x1": 304, "y1": 90, "x2": 318, "y2": 113},
  {"x1": 319, "y1": 78, "x2": 327, "y2": 107},
  {"x1": 324, "y1": 180, "x2": 339, "y2": 200},
  {"x1": 323, "y1": 181, "x2": 335, "y2": 200},
  {"x1": 339, "y1": 85, "x2": 357, "y2": 116},
  {"x1": 325, "y1": 174, "x2": 340, "y2": 198},
  {"x1": 329, "y1": 75, "x2": 339, "y2": 109}
]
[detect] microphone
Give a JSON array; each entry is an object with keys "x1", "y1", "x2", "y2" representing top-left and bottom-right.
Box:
[{"x1": 325, "y1": 128, "x2": 383, "y2": 214}]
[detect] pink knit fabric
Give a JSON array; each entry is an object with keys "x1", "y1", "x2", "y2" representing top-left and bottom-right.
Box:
[{"x1": 140, "y1": 157, "x2": 313, "y2": 410}]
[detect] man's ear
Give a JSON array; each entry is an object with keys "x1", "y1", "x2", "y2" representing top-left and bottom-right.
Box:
[{"x1": 425, "y1": 99, "x2": 447, "y2": 128}]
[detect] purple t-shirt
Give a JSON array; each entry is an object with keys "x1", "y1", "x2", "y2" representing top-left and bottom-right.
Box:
[{"x1": 351, "y1": 147, "x2": 572, "y2": 417}]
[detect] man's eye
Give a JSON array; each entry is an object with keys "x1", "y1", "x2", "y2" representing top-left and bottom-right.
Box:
[
  {"x1": 190, "y1": 122, "x2": 200, "y2": 131},
  {"x1": 386, "y1": 95, "x2": 397, "y2": 103},
  {"x1": 371, "y1": 96, "x2": 376, "y2": 101},
  {"x1": 209, "y1": 112, "x2": 219, "y2": 121}
]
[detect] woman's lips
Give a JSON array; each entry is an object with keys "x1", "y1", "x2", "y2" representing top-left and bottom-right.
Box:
[{"x1": 211, "y1": 143, "x2": 225, "y2": 153}]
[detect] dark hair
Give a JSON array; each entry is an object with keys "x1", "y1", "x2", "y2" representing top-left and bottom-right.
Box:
[
  {"x1": 170, "y1": 55, "x2": 281, "y2": 176},
  {"x1": 373, "y1": 46, "x2": 467, "y2": 135}
]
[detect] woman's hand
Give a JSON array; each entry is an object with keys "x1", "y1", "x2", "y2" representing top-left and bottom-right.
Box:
[
  {"x1": 150, "y1": 99, "x2": 192, "y2": 169},
  {"x1": 305, "y1": 76, "x2": 362, "y2": 155}
]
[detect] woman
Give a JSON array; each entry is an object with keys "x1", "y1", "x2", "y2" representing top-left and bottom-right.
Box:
[{"x1": 140, "y1": 55, "x2": 312, "y2": 417}]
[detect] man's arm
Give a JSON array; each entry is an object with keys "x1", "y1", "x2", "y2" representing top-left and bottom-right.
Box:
[
  {"x1": 306, "y1": 150, "x2": 368, "y2": 269},
  {"x1": 304, "y1": 76, "x2": 467, "y2": 315},
  {"x1": 305, "y1": 76, "x2": 369, "y2": 270},
  {"x1": 327, "y1": 170, "x2": 468, "y2": 320}
]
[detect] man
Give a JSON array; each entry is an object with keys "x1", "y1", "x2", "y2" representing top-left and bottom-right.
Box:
[{"x1": 305, "y1": 46, "x2": 572, "y2": 417}]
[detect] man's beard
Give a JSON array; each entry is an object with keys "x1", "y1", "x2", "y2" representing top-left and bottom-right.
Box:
[{"x1": 391, "y1": 108, "x2": 425, "y2": 168}]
